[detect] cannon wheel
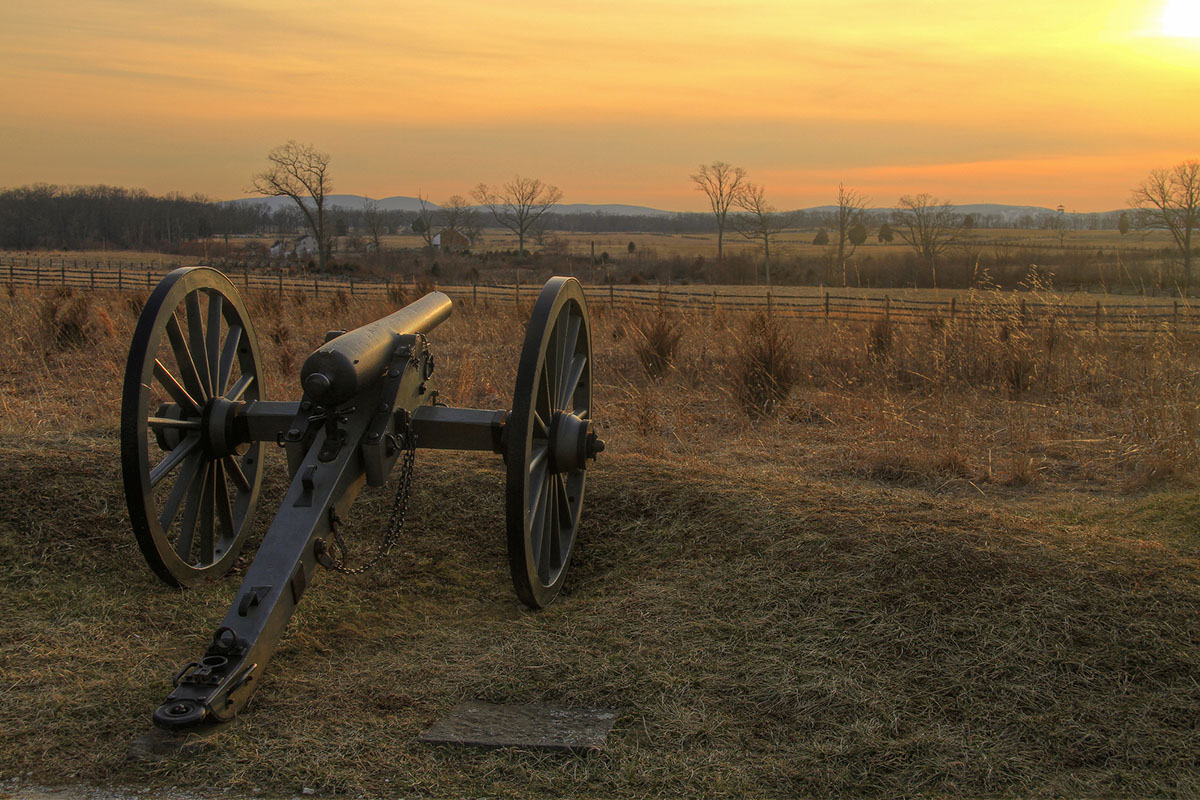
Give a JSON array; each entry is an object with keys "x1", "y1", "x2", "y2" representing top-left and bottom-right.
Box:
[
  {"x1": 506, "y1": 277, "x2": 593, "y2": 609},
  {"x1": 121, "y1": 267, "x2": 266, "y2": 587}
]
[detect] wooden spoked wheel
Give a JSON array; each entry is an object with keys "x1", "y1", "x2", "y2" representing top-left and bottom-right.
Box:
[
  {"x1": 120, "y1": 267, "x2": 266, "y2": 587},
  {"x1": 506, "y1": 277, "x2": 596, "y2": 609}
]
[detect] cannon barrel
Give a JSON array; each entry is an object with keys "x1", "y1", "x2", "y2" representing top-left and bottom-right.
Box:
[{"x1": 300, "y1": 291, "x2": 452, "y2": 407}]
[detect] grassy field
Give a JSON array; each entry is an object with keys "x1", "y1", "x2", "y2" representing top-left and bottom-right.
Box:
[
  {"x1": 1, "y1": 282, "x2": 1199, "y2": 798},
  {"x1": 7, "y1": 222, "x2": 1185, "y2": 294},
  {"x1": 3, "y1": 225, "x2": 1177, "y2": 265}
]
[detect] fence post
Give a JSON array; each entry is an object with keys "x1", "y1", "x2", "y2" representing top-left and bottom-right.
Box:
[
  {"x1": 609, "y1": 282, "x2": 615, "y2": 307},
  {"x1": 515, "y1": 273, "x2": 521, "y2": 309},
  {"x1": 950, "y1": 296, "x2": 956, "y2": 320},
  {"x1": 824, "y1": 292, "x2": 830, "y2": 320},
  {"x1": 473, "y1": 282, "x2": 478, "y2": 306},
  {"x1": 1174, "y1": 300, "x2": 1179, "y2": 325},
  {"x1": 60, "y1": 262, "x2": 66, "y2": 286},
  {"x1": 278, "y1": 271, "x2": 284, "y2": 299},
  {"x1": 1095, "y1": 300, "x2": 1101, "y2": 328},
  {"x1": 117, "y1": 266, "x2": 123, "y2": 291},
  {"x1": 767, "y1": 289, "x2": 773, "y2": 317},
  {"x1": 35, "y1": 262, "x2": 40, "y2": 289},
  {"x1": 349, "y1": 280, "x2": 354, "y2": 297},
  {"x1": 314, "y1": 278, "x2": 319, "y2": 297},
  {"x1": 146, "y1": 270, "x2": 152, "y2": 288},
  {"x1": 244, "y1": 267, "x2": 249, "y2": 290},
  {"x1": 90, "y1": 268, "x2": 95, "y2": 290}
]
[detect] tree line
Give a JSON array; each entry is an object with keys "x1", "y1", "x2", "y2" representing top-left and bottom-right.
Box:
[
  {"x1": 2, "y1": 144, "x2": 1193, "y2": 290},
  {"x1": 690, "y1": 160, "x2": 1200, "y2": 287}
]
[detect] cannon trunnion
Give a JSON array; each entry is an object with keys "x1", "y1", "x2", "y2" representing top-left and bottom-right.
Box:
[{"x1": 120, "y1": 267, "x2": 602, "y2": 731}]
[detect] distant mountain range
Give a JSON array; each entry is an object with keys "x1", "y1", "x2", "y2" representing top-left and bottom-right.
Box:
[{"x1": 226, "y1": 195, "x2": 1113, "y2": 220}]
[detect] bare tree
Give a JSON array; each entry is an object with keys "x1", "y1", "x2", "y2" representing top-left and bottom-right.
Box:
[
  {"x1": 1131, "y1": 160, "x2": 1200, "y2": 286},
  {"x1": 1048, "y1": 205, "x2": 1069, "y2": 248},
  {"x1": 439, "y1": 194, "x2": 478, "y2": 249},
  {"x1": 472, "y1": 176, "x2": 562, "y2": 255},
  {"x1": 461, "y1": 201, "x2": 485, "y2": 249},
  {"x1": 691, "y1": 161, "x2": 748, "y2": 260},
  {"x1": 414, "y1": 192, "x2": 438, "y2": 251},
  {"x1": 249, "y1": 141, "x2": 332, "y2": 271},
  {"x1": 830, "y1": 184, "x2": 869, "y2": 286},
  {"x1": 735, "y1": 183, "x2": 789, "y2": 286},
  {"x1": 362, "y1": 199, "x2": 386, "y2": 253},
  {"x1": 892, "y1": 194, "x2": 961, "y2": 287}
]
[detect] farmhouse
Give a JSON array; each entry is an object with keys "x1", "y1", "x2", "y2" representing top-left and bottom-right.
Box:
[
  {"x1": 432, "y1": 229, "x2": 471, "y2": 252},
  {"x1": 268, "y1": 235, "x2": 320, "y2": 258},
  {"x1": 294, "y1": 235, "x2": 319, "y2": 256}
]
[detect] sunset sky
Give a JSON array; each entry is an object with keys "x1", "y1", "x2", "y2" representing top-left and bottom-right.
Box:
[{"x1": 0, "y1": 0, "x2": 1197, "y2": 211}]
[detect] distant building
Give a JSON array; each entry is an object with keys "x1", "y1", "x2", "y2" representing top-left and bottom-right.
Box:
[
  {"x1": 295, "y1": 235, "x2": 319, "y2": 256},
  {"x1": 432, "y1": 229, "x2": 471, "y2": 252}
]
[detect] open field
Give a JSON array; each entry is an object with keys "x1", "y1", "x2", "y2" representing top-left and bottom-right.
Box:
[
  {"x1": 2, "y1": 283, "x2": 1199, "y2": 798},
  {"x1": 2, "y1": 225, "x2": 1182, "y2": 267},
  {"x1": 5, "y1": 220, "x2": 1189, "y2": 294}
]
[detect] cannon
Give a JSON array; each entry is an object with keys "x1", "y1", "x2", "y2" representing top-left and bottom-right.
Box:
[{"x1": 120, "y1": 267, "x2": 602, "y2": 731}]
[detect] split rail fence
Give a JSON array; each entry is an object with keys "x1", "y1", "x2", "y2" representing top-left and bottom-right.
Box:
[{"x1": 4, "y1": 257, "x2": 1197, "y2": 334}]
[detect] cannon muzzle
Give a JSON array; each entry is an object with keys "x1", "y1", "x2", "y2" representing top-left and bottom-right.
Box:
[{"x1": 300, "y1": 291, "x2": 452, "y2": 407}]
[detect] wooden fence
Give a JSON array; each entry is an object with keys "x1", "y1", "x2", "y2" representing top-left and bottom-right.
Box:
[{"x1": 3, "y1": 257, "x2": 1197, "y2": 334}]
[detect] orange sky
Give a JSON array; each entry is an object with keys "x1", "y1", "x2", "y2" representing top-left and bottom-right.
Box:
[{"x1": 0, "y1": 0, "x2": 1197, "y2": 211}]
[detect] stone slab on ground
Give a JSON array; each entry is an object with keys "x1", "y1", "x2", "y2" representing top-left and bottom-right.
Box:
[{"x1": 418, "y1": 701, "x2": 619, "y2": 754}]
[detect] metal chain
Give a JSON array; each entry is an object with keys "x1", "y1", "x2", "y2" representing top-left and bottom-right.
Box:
[
  {"x1": 318, "y1": 335, "x2": 428, "y2": 575},
  {"x1": 321, "y1": 413, "x2": 416, "y2": 574}
]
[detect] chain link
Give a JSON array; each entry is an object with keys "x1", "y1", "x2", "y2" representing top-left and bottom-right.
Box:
[
  {"x1": 318, "y1": 335, "x2": 427, "y2": 575},
  {"x1": 320, "y1": 413, "x2": 416, "y2": 574}
]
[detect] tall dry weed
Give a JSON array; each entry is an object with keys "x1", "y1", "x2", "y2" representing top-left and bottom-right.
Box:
[
  {"x1": 730, "y1": 312, "x2": 797, "y2": 417},
  {"x1": 629, "y1": 307, "x2": 684, "y2": 380},
  {"x1": 39, "y1": 287, "x2": 116, "y2": 350}
]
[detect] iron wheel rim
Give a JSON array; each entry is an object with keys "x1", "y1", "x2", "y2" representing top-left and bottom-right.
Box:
[
  {"x1": 506, "y1": 277, "x2": 592, "y2": 609},
  {"x1": 120, "y1": 267, "x2": 266, "y2": 587}
]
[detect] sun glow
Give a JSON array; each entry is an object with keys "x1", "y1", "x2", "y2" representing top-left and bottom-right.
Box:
[{"x1": 1161, "y1": 0, "x2": 1200, "y2": 36}]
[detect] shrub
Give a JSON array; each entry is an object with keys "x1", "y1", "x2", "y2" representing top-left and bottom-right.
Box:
[
  {"x1": 387, "y1": 282, "x2": 409, "y2": 307},
  {"x1": 868, "y1": 316, "x2": 893, "y2": 359},
  {"x1": 40, "y1": 287, "x2": 116, "y2": 349},
  {"x1": 630, "y1": 308, "x2": 684, "y2": 380},
  {"x1": 125, "y1": 290, "x2": 150, "y2": 319},
  {"x1": 731, "y1": 312, "x2": 797, "y2": 416},
  {"x1": 327, "y1": 288, "x2": 350, "y2": 315}
]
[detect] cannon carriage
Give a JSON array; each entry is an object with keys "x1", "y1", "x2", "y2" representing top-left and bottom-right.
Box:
[{"x1": 120, "y1": 267, "x2": 603, "y2": 731}]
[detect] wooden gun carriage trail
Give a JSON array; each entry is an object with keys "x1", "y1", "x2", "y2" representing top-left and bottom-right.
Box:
[{"x1": 120, "y1": 266, "x2": 604, "y2": 734}]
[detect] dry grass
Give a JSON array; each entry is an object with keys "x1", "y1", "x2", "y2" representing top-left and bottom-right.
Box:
[
  {"x1": 729, "y1": 311, "x2": 798, "y2": 416},
  {"x1": 628, "y1": 305, "x2": 685, "y2": 380},
  {"x1": 1, "y1": 283, "x2": 1199, "y2": 798}
]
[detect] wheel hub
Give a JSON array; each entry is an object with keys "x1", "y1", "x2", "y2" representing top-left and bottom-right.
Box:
[
  {"x1": 200, "y1": 396, "x2": 241, "y2": 459},
  {"x1": 549, "y1": 412, "x2": 602, "y2": 473}
]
